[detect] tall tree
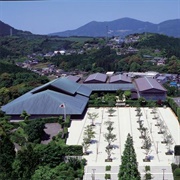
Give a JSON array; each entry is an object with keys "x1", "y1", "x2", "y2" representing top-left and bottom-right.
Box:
[
  {"x1": 12, "y1": 144, "x2": 40, "y2": 180},
  {"x1": 0, "y1": 135, "x2": 16, "y2": 179},
  {"x1": 118, "y1": 133, "x2": 141, "y2": 180}
]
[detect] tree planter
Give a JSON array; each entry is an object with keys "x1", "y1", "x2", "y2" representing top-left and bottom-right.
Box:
[
  {"x1": 165, "y1": 151, "x2": 173, "y2": 155},
  {"x1": 143, "y1": 157, "x2": 151, "y2": 162},
  {"x1": 105, "y1": 158, "x2": 113, "y2": 162},
  {"x1": 139, "y1": 135, "x2": 145, "y2": 139},
  {"x1": 158, "y1": 131, "x2": 164, "y2": 134}
]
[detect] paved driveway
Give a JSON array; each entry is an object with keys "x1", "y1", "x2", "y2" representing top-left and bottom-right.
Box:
[{"x1": 41, "y1": 123, "x2": 62, "y2": 144}]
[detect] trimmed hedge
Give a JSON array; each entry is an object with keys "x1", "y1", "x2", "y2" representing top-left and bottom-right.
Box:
[
  {"x1": 174, "y1": 168, "x2": 180, "y2": 177},
  {"x1": 174, "y1": 145, "x2": 180, "y2": 156},
  {"x1": 63, "y1": 115, "x2": 71, "y2": 128},
  {"x1": 62, "y1": 145, "x2": 83, "y2": 156},
  {"x1": 167, "y1": 97, "x2": 180, "y2": 123}
]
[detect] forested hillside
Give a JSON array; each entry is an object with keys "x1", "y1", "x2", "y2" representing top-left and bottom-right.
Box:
[
  {"x1": 0, "y1": 36, "x2": 73, "y2": 57},
  {"x1": 0, "y1": 61, "x2": 49, "y2": 106},
  {"x1": 134, "y1": 33, "x2": 180, "y2": 57},
  {"x1": 0, "y1": 33, "x2": 179, "y2": 107},
  {"x1": 50, "y1": 33, "x2": 180, "y2": 73}
]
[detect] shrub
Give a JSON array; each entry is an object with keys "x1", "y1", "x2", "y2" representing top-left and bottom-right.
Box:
[
  {"x1": 124, "y1": 90, "x2": 131, "y2": 99},
  {"x1": 105, "y1": 173, "x2": 111, "y2": 179},
  {"x1": 145, "y1": 165, "x2": 150, "y2": 172},
  {"x1": 174, "y1": 168, "x2": 180, "y2": 177},
  {"x1": 106, "y1": 165, "x2": 111, "y2": 171},
  {"x1": 62, "y1": 145, "x2": 83, "y2": 156},
  {"x1": 63, "y1": 115, "x2": 71, "y2": 127},
  {"x1": 174, "y1": 145, "x2": 180, "y2": 155},
  {"x1": 145, "y1": 172, "x2": 152, "y2": 179},
  {"x1": 171, "y1": 163, "x2": 178, "y2": 172}
]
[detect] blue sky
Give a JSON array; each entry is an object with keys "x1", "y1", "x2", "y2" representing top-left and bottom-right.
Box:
[{"x1": 0, "y1": 0, "x2": 180, "y2": 35}]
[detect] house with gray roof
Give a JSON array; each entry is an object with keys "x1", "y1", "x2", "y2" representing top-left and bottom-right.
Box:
[
  {"x1": 134, "y1": 77, "x2": 167, "y2": 100},
  {"x1": 1, "y1": 78, "x2": 92, "y2": 120},
  {"x1": 109, "y1": 74, "x2": 132, "y2": 83},
  {"x1": 156, "y1": 75, "x2": 168, "y2": 84},
  {"x1": 84, "y1": 73, "x2": 107, "y2": 83}
]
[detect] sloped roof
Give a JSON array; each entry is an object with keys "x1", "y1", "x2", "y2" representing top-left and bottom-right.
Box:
[
  {"x1": 84, "y1": 73, "x2": 107, "y2": 83},
  {"x1": 135, "y1": 77, "x2": 167, "y2": 92},
  {"x1": 2, "y1": 78, "x2": 92, "y2": 116},
  {"x1": 2, "y1": 90, "x2": 89, "y2": 115},
  {"x1": 84, "y1": 83, "x2": 135, "y2": 91},
  {"x1": 109, "y1": 74, "x2": 131, "y2": 83},
  {"x1": 66, "y1": 75, "x2": 80, "y2": 82},
  {"x1": 32, "y1": 77, "x2": 91, "y2": 97}
]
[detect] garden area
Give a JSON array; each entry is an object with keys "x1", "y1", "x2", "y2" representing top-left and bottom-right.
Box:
[{"x1": 0, "y1": 112, "x2": 86, "y2": 180}]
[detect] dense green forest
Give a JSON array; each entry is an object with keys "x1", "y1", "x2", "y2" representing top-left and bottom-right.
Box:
[
  {"x1": 0, "y1": 35, "x2": 74, "y2": 57},
  {"x1": 0, "y1": 115, "x2": 85, "y2": 180},
  {"x1": 0, "y1": 61, "x2": 49, "y2": 106}
]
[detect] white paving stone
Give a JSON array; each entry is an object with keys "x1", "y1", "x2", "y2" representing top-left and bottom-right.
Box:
[{"x1": 66, "y1": 107, "x2": 180, "y2": 180}]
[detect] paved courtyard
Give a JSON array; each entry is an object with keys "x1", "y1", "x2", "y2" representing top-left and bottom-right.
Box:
[{"x1": 66, "y1": 107, "x2": 180, "y2": 180}]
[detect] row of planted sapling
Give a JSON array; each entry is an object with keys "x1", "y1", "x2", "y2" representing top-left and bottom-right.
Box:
[
  {"x1": 82, "y1": 108, "x2": 118, "y2": 162},
  {"x1": 136, "y1": 107, "x2": 152, "y2": 162},
  {"x1": 104, "y1": 119, "x2": 117, "y2": 162},
  {"x1": 82, "y1": 124, "x2": 96, "y2": 155},
  {"x1": 152, "y1": 108, "x2": 174, "y2": 155}
]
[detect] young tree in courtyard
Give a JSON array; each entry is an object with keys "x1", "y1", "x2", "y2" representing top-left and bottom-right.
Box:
[
  {"x1": 104, "y1": 120, "x2": 117, "y2": 161},
  {"x1": 87, "y1": 112, "x2": 98, "y2": 126},
  {"x1": 82, "y1": 125, "x2": 95, "y2": 154},
  {"x1": 108, "y1": 107, "x2": 116, "y2": 116}
]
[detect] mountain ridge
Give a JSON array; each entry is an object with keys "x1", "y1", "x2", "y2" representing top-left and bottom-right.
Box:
[
  {"x1": 0, "y1": 20, "x2": 32, "y2": 36},
  {"x1": 0, "y1": 17, "x2": 180, "y2": 38},
  {"x1": 50, "y1": 17, "x2": 180, "y2": 38}
]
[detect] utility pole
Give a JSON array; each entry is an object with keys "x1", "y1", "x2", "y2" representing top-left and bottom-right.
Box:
[
  {"x1": 162, "y1": 168, "x2": 166, "y2": 180},
  {"x1": 106, "y1": 25, "x2": 109, "y2": 43},
  {"x1": 10, "y1": 28, "x2": 12, "y2": 36},
  {"x1": 156, "y1": 141, "x2": 159, "y2": 154},
  {"x1": 92, "y1": 169, "x2": 96, "y2": 180}
]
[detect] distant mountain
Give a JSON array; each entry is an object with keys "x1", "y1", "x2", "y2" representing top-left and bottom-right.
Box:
[
  {"x1": 0, "y1": 20, "x2": 32, "y2": 36},
  {"x1": 50, "y1": 17, "x2": 180, "y2": 38}
]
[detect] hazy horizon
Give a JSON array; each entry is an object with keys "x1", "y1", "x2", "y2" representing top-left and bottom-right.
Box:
[{"x1": 0, "y1": 0, "x2": 180, "y2": 35}]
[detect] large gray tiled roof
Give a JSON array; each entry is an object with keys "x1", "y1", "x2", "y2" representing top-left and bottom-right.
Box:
[
  {"x1": 32, "y1": 77, "x2": 92, "y2": 96},
  {"x1": 2, "y1": 90, "x2": 89, "y2": 115},
  {"x1": 66, "y1": 75, "x2": 80, "y2": 82},
  {"x1": 135, "y1": 77, "x2": 167, "y2": 92},
  {"x1": 2, "y1": 78, "x2": 91, "y2": 116}
]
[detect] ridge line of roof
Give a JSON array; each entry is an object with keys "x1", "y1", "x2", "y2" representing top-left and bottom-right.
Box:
[{"x1": 145, "y1": 77, "x2": 153, "y2": 88}]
